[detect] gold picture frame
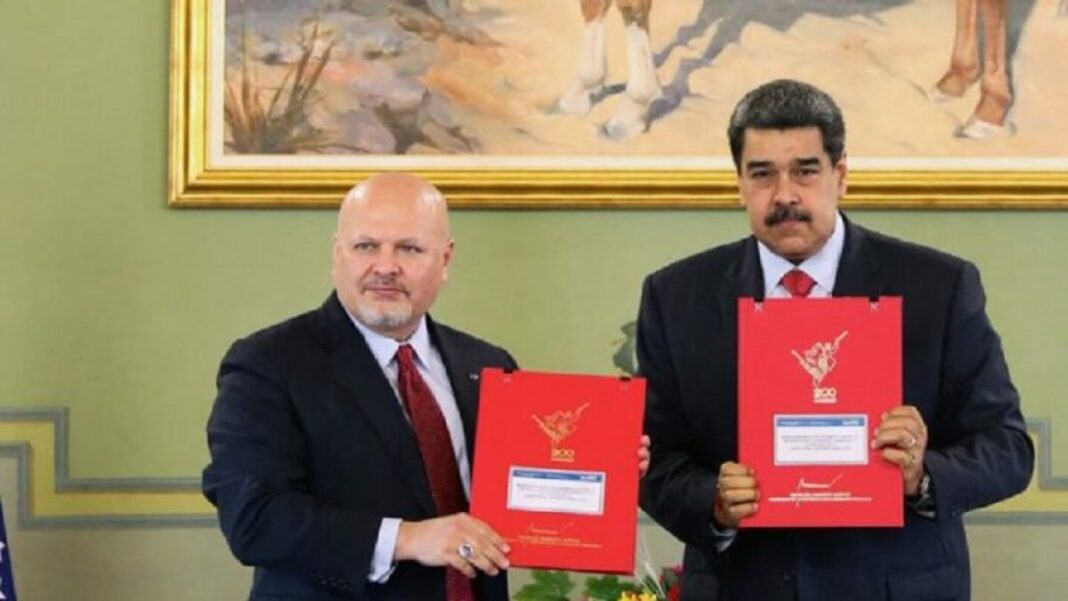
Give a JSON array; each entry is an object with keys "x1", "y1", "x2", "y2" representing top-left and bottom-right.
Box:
[{"x1": 169, "y1": 0, "x2": 1068, "y2": 209}]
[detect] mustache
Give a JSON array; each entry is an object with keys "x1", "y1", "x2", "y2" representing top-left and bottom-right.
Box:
[
  {"x1": 765, "y1": 204, "x2": 812, "y2": 227},
  {"x1": 361, "y1": 276, "x2": 408, "y2": 293}
]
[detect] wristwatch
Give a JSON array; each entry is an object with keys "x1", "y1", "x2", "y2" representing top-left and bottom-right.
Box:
[{"x1": 906, "y1": 470, "x2": 935, "y2": 513}]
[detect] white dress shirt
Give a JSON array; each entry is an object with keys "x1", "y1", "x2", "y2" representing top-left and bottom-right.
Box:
[
  {"x1": 345, "y1": 313, "x2": 470, "y2": 582},
  {"x1": 757, "y1": 211, "x2": 845, "y2": 299}
]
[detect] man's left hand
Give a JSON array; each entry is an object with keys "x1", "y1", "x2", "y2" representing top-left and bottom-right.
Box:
[
  {"x1": 638, "y1": 435, "x2": 651, "y2": 478},
  {"x1": 872, "y1": 405, "x2": 928, "y2": 496}
]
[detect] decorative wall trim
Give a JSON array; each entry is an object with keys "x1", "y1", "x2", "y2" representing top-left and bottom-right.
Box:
[
  {"x1": 0, "y1": 408, "x2": 214, "y2": 529},
  {"x1": 964, "y1": 418, "x2": 1068, "y2": 525},
  {"x1": 0, "y1": 408, "x2": 1063, "y2": 529}
]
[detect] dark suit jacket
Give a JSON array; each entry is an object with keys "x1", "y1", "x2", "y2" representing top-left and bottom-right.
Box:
[
  {"x1": 637, "y1": 217, "x2": 1033, "y2": 601},
  {"x1": 203, "y1": 293, "x2": 516, "y2": 600}
]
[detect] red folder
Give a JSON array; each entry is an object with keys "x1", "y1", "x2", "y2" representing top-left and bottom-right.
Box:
[
  {"x1": 469, "y1": 369, "x2": 645, "y2": 573},
  {"x1": 738, "y1": 297, "x2": 903, "y2": 528}
]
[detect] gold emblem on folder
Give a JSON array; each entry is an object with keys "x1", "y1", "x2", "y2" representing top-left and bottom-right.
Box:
[
  {"x1": 791, "y1": 331, "x2": 848, "y2": 404},
  {"x1": 532, "y1": 403, "x2": 590, "y2": 463}
]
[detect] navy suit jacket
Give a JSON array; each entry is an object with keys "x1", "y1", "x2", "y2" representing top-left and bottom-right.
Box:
[
  {"x1": 203, "y1": 294, "x2": 516, "y2": 600},
  {"x1": 637, "y1": 218, "x2": 1033, "y2": 601}
]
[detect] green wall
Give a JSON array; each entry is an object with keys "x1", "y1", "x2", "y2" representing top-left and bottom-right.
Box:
[{"x1": 1, "y1": 1, "x2": 1065, "y2": 599}]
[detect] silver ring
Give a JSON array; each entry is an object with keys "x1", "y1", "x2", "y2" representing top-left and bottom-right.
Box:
[
  {"x1": 906, "y1": 435, "x2": 917, "y2": 449},
  {"x1": 457, "y1": 542, "x2": 475, "y2": 561}
]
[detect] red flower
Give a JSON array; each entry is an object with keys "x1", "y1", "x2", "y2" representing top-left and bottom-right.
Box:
[{"x1": 660, "y1": 565, "x2": 682, "y2": 601}]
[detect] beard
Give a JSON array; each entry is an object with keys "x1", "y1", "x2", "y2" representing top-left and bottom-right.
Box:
[
  {"x1": 352, "y1": 301, "x2": 414, "y2": 333},
  {"x1": 350, "y1": 274, "x2": 415, "y2": 333}
]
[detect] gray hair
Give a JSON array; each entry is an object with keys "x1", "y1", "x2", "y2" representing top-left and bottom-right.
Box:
[{"x1": 727, "y1": 79, "x2": 845, "y2": 171}]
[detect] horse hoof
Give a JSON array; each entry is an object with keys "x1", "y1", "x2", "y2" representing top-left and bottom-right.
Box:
[
  {"x1": 554, "y1": 81, "x2": 598, "y2": 115},
  {"x1": 956, "y1": 118, "x2": 1014, "y2": 139},
  {"x1": 926, "y1": 87, "x2": 954, "y2": 103},
  {"x1": 601, "y1": 114, "x2": 648, "y2": 140},
  {"x1": 600, "y1": 98, "x2": 650, "y2": 140}
]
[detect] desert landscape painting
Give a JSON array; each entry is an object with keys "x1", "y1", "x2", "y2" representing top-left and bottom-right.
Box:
[{"x1": 216, "y1": 0, "x2": 1067, "y2": 167}]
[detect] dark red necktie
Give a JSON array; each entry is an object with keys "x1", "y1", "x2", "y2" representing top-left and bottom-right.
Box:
[
  {"x1": 395, "y1": 344, "x2": 474, "y2": 601},
  {"x1": 781, "y1": 268, "x2": 816, "y2": 298}
]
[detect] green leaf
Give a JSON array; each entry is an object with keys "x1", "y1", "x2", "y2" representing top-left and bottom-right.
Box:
[
  {"x1": 583, "y1": 575, "x2": 643, "y2": 600},
  {"x1": 513, "y1": 570, "x2": 576, "y2": 601}
]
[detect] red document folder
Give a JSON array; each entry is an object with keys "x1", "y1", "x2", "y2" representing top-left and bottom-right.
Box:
[
  {"x1": 469, "y1": 369, "x2": 645, "y2": 573},
  {"x1": 738, "y1": 297, "x2": 903, "y2": 528}
]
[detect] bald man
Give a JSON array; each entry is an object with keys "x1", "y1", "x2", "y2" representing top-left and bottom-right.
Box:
[{"x1": 203, "y1": 174, "x2": 516, "y2": 600}]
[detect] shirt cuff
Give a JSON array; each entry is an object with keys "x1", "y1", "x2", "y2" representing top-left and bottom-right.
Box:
[
  {"x1": 368, "y1": 518, "x2": 401, "y2": 583},
  {"x1": 709, "y1": 520, "x2": 738, "y2": 553}
]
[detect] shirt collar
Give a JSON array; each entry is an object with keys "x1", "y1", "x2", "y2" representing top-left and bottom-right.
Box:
[
  {"x1": 346, "y1": 311, "x2": 432, "y2": 369},
  {"x1": 757, "y1": 211, "x2": 845, "y2": 295}
]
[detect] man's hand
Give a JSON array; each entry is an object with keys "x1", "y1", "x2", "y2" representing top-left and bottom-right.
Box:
[
  {"x1": 395, "y1": 513, "x2": 511, "y2": 578},
  {"x1": 713, "y1": 462, "x2": 759, "y2": 528},
  {"x1": 639, "y1": 434, "x2": 651, "y2": 478},
  {"x1": 872, "y1": 405, "x2": 928, "y2": 495}
]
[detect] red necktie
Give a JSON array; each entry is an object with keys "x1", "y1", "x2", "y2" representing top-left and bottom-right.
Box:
[
  {"x1": 781, "y1": 268, "x2": 816, "y2": 298},
  {"x1": 395, "y1": 344, "x2": 475, "y2": 601}
]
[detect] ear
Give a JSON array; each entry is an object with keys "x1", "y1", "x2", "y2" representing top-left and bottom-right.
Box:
[
  {"x1": 835, "y1": 152, "x2": 848, "y2": 197},
  {"x1": 442, "y1": 239, "x2": 455, "y2": 281}
]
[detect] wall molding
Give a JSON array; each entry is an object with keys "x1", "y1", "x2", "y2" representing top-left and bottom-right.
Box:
[
  {"x1": 0, "y1": 407, "x2": 1063, "y2": 529},
  {"x1": 0, "y1": 408, "x2": 213, "y2": 529}
]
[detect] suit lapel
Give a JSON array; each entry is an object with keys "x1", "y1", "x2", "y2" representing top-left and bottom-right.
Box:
[
  {"x1": 317, "y1": 295, "x2": 437, "y2": 516},
  {"x1": 832, "y1": 216, "x2": 885, "y2": 298},
  {"x1": 696, "y1": 238, "x2": 763, "y2": 459},
  {"x1": 733, "y1": 236, "x2": 765, "y2": 301},
  {"x1": 701, "y1": 237, "x2": 764, "y2": 365},
  {"x1": 429, "y1": 319, "x2": 481, "y2": 460}
]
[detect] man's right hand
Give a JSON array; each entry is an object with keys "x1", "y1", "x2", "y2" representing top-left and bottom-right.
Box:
[
  {"x1": 712, "y1": 462, "x2": 759, "y2": 528},
  {"x1": 394, "y1": 513, "x2": 511, "y2": 578}
]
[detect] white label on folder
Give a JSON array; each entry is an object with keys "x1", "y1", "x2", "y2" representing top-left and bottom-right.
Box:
[
  {"x1": 774, "y1": 414, "x2": 869, "y2": 466},
  {"x1": 506, "y1": 467, "x2": 606, "y2": 515}
]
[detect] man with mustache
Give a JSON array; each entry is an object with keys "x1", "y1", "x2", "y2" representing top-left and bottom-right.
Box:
[
  {"x1": 637, "y1": 79, "x2": 1032, "y2": 600},
  {"x1": 203, "y1": 173, "x2": 651, "y2": 600}
]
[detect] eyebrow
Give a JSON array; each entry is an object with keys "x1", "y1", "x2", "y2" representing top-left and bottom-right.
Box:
[
  {"x1": 350, "y1": 234, "x2": 426, "y2": 247},
  {"x1": 744, "y1": 157, "x2": 822, "y2": 172}
]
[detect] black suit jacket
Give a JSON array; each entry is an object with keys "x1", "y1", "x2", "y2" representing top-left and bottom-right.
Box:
[
  {"x1": 203, "y1": 293, "x2": 516, "y2": 600},
  {"x1": 637, "y1": 218, "x2": 1033, "y2": 601}
]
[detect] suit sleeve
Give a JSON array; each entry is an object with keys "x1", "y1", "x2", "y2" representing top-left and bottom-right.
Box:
[
  {"x1": 636, "y1": 276, "x2": 721, "y2": 549},
  {"x1": 202, "y1": 338, "x2": 381, "y2": 593},
  {"x1": 924, "y1": 262, "x2": 1034, "y2": 518},
  {"x1": 500, "y1": 348, "x2": 519, "y2": 371}
]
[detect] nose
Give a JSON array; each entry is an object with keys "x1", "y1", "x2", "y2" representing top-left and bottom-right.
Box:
[
  {"x1": 771, "y1": 171, "x2": 800, "y2": 205},
  {"x1": 371, "y1": 249, "x2": 400, "y2": 276}
]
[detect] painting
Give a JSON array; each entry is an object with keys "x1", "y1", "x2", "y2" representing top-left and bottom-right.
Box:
[{"x1": 169, "y1": 0, "x2": 1068, "y2": 207}]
